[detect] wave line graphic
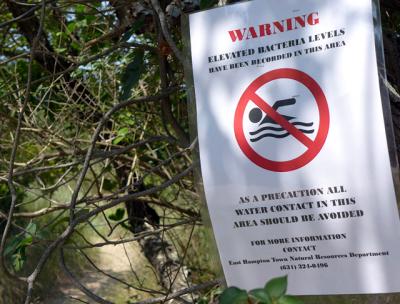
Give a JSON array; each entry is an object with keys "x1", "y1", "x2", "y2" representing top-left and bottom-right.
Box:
[
  {"x1": 250, "y1": 133, "x2": 291, "y2": 142},
  {"x1": 250, "y1": 128, "x2": 315, "y2": 142},
  {"x1": 249, "y1": 126, "x2": 285, "y2": 135},
  {"x1": 250, "y1": 121, "x2": 314, "y2": 135}
]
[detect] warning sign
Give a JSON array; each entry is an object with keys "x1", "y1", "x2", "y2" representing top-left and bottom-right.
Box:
[
  {"x1": 189, "y1": 0, "x2": 400, "y2": 295},
  {"x1": 234, "y1": 68, "x2": 330, "y2": 172}
]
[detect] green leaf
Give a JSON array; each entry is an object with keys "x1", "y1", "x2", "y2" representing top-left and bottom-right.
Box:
[
  {"x1": 219, "y1": 287, "x2": 248, "y2": 304},
  {"x1": 12, "y1": 247, "x2": 26, "y2": 272},
  {"x1": 76, "y1": 4, "x2": 86, "y2": 14},
  {"x1": 7, "y1": 223, "x2": 35, "y2": 272},
  {"x1": 3, "y1": 236, "x2": 22, "y2": 257},
  {"x1": 76, "y1": 19, "x2": 88, "y2": 28},
  {"x1": 278, "y1": 295, "x2": 303, "y2": 304},
  {"x1": 113, "y1": 127, "x2": 129, "y2": 144},
  {"x1": 4, "y1": 222, "x2": 36, "y2": 257},
  {"x1": 25, "y1": 222, "x2": 37, "y2": 235},
  {"x1": 112, "y1": 136, "x2": 123, "y2": 145},
  {"x1": 71, "y1": 41, "x2": 81, "y2": 52},
  {"x1": 16, "y1": 235, "x2": 33, "y2": 249},
  {"x1": 103, "y1": 179, "x2": 117, "y2": 191},
  {"x1": 117, "y1": 127, "x2": 129, "y2": 137},
  {"x1": 249, "y1": 288, "x2": 271, "y2": 304},
  {"x1": 265, "y1": 276, "x2": 287, "y2": 299},
  {"x1": 120, "y1": 49, "x2": 145, "y2": 100},
  {"x1": 108, "y1": 208, "x2": 125, "y2": 221},
  {"x1": 67, "y1": 22, "x2": 77, "y2": 33},
  {"x1": 55, "y1": 47, "x2": 67, "y2": 53},
  {"x1": 200, "y1": 0, "x2": 218, "y2": 9}
]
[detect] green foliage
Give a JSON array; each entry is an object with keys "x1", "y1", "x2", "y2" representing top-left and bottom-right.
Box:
[
  {"x1": 120, "y1": 49, "x2": 145, "y2": 100},
  {"x1": 108, "y1": 208, "x2": 132, "y2": 231},
  {"x1": 219, "y1": 276, "x2": 302, "y2": 304},
  {"x1": 102, "y1": 178, "x2": 118, "y2": 191},
  {"x1": 113, "y1": 127, "x2": 130, "y2": 145},
  {"x1": 4, "y1": 223, "x2": 37, "y2": 272},
  {"x1": 265, "y1": 276, "x2": 288, "y2": 299},
  {"x1": 249, "y1": 288, "x2": 271, "y2": 304},
  {"x1": 108, "y1": 208, "x2": 125, "y2": 221},
  {"x1": 219, "y1": 287, "x2": 249, "y2": 304}
]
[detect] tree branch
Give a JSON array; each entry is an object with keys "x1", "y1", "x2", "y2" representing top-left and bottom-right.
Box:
[{"x1": 150, "y1": 0, "x2": 185, "y2": 65}]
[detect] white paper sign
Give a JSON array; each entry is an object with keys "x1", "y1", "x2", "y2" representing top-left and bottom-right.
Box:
[{"x1": 189, "y1": 0, "x2": 400, "y2": 295}]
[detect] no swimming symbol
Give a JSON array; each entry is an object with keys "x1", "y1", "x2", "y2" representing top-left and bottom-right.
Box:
[{"x1": 234, "y1": 68, "x2": 330, "y2": 172}]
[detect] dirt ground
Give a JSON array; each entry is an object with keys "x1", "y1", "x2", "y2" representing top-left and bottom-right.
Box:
[{"x1": 43, "y1": 238, "x2": 158, "y2": 304}]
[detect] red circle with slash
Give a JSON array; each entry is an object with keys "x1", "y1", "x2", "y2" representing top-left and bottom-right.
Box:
[{"x1": 234, "y1": 68, "x2": 330, "y2": 172}]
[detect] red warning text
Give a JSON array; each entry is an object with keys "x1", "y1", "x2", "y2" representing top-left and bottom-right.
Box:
[{"x1": 228, "y1": 12, "x2": 320, "y2": 42}]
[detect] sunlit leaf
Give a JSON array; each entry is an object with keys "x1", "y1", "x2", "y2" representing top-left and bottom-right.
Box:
[
  {"x1": 265, "y1": 275, "x2": 287, "y2": 299},
  {"x1": 12, "y1": 248, "x2": 26, "y2": 272}
]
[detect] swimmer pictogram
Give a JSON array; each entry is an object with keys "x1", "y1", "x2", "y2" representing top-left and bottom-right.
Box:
[{"x1": 248, "y1": 97, "x2": 314, "y2": 142}]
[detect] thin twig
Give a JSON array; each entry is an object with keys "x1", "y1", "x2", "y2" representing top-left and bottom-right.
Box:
[
  {"x1": 68, "y1": 89, "x2": 178, "y2": 224},
  {"x1": 74, "y1": 217, "x2": 198, "y2": 249}
]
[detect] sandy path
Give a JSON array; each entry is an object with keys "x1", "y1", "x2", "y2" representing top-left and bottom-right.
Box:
[{"x1": 43, "y1": 239, "x2": 157, "y2": 304}]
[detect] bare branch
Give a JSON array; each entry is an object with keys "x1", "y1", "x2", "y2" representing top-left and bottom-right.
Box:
[
  {"x1": 150, "y1": 0, "x2": 185, "y2": 65},
  {"x1": 0, "y1": 205, "x2": 68, "y2": 219},
  {"x1": 74, "y1": 217, "x2": 199, "y2": 249}
]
